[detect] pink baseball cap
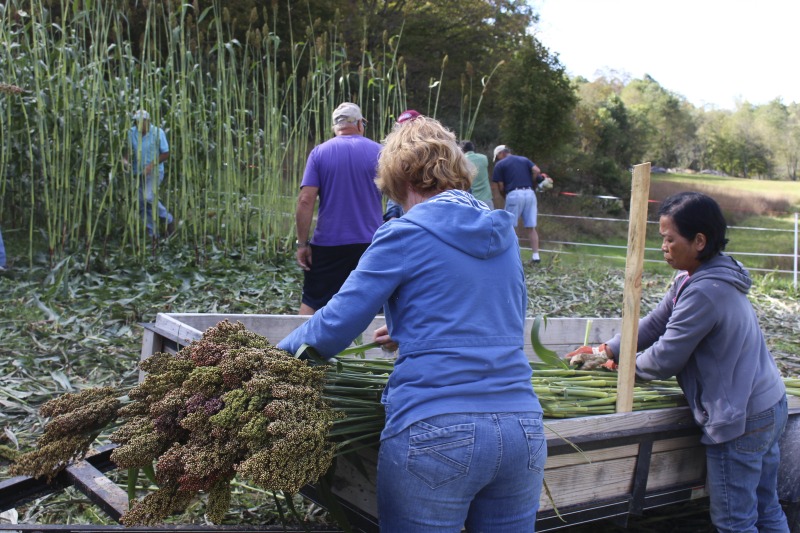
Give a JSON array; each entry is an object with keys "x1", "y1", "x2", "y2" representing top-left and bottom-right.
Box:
[{"x1": 396, "y1": 109, "x2": 422, "y2": 124}]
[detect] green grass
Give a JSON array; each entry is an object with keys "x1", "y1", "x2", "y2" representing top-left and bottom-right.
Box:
[{"x1": 654, "y1": 172, "x2": 800, "y2": 199}]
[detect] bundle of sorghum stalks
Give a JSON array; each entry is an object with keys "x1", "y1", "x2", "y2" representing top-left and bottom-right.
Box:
[
  {"x1": 9, "y1": 387, "x2": 121, "y2": 481},
  {"x1": 12, "y1": 320, "x2": 339, "y2": 525}
]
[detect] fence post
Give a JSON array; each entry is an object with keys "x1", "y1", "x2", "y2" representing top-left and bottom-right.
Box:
[{"x1": 616, "y1": 162, "x2": 651, "y2": 413}]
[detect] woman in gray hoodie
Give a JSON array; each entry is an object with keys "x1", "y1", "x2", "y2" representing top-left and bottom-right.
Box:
[{"x1": 567, "y1": 191, "x2": 788, "y2": 533}]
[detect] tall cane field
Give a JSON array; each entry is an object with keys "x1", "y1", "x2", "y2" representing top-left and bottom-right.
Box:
[{"x1": 0, "y1": 0, "x2": 426, "y2": 264}]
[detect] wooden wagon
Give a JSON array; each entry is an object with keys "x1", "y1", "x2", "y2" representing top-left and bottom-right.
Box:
[
  {"x1": 137, "y1": 312, "x2": 800, "y2": 532},
  {"x1": 2, "y1": 311, "x2": 798, "y2": 531}
]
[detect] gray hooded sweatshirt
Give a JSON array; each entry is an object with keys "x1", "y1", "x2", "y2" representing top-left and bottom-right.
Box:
[{"x1": 607, "y1": 254, "x2": 785, "y2": 445}]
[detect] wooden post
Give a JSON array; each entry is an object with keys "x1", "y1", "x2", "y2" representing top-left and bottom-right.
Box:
[{"x1": 616, "y1": 162, "x2": 652, "y2": 412}]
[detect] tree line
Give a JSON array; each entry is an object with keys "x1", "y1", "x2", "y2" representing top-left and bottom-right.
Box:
[{"x1": 196, "y1": 0, "x2": 800, "y2": 195}]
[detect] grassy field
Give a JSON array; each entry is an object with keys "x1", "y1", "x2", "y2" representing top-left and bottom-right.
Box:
[
  {"x1": 651, "y1": 172, "x2": 800, "y2": 210},
  {"x1": 533, "y1": 173, "x2": 800, "y2": 275}
]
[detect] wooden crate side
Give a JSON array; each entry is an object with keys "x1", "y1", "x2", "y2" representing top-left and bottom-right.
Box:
[
  {"x1": 138, "y1": 328, "x2": 161, "y2": 382},
  {"x1": 544, "y1": 407, "x2": 696, "y2": 442},
  {"x1": 540, "y1": 456, "x2": 638, "y2": 511},
  {"x1": 331, "y1": 450, "x2": 380, "y2": 520},
  {"x1": 652, "y1": 435, "x2": 703, "y2": 453},
  {"x1": 545, "y1": 443, "x2": 639, "y2": 469},
  {"x1": 152, "y1": 313, "x2": 623, "y2": 361},
  {"x1": 646, "y1": 446, "x2": 706, "y2": 492},
  {"x1": 524, "y1": 317, "x2": 622, "y2": 358}
]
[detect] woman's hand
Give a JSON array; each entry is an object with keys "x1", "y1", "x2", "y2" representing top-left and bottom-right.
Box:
[
  {"x1": 564, "y1": 344, "x2": 614, "y2": 370},
  {"x1": 373, "y1": 324, "x2": 398, "y2": 352}
]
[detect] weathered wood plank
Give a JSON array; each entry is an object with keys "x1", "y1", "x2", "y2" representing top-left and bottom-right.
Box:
[
  {"x1": 646, "y1": 447, "x2": 706, "y2": 491},
  {"x1": 138, "y1": 329, "x2": 161, "y2": 383},
  {"x1": 65, "y1": 460, "x2": 129, "y2": 522},
  {"x1": 540, "y1": 456, "x2": 638, "y2": 510},
  {"x1": 148, "y1": 313, "x2": 623, "y2": 362},
  {"x1": 544, "y1": 407, "x2": 697, "y2": 442},
  {"x1": 545, "y1": 444, "x2": 639, "y2": 468}
]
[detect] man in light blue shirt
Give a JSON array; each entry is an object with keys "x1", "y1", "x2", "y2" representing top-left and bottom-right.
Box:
[{"x1": 124, "y1": 109, "x2": 175, "y2": 238}]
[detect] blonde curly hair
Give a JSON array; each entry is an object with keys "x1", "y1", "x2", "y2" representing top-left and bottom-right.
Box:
[{"x1": 375, "y1": 116, "x2": 475, "y2": 204}]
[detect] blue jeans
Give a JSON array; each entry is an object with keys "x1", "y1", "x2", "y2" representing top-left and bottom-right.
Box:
[
  {"x1": 706, "y1": 395, "x2": 789, "y2": 533},
  {"x1": 138, "y1": 172, "x2": 173, "y2": 236},
  {"x1": 377, "y1": 412, "x2": 546, "y2": 533}
]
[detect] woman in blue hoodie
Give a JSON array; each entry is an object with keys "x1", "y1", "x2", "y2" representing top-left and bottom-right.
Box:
[
  {"x1": 278, "y1": 116, "x2": 545, "y2": 532},
  {"x1": 567, "y1": 191, "x2": 788, "y2": 533}
]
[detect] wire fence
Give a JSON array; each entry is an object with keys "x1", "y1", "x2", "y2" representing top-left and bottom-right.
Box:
[{"x1": 530, "y1": 212, "x2": 799, "y2": 288}]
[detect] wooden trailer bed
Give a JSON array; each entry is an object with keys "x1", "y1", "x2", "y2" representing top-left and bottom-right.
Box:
[
  {"x1": 2, "y1": 312, "x2": 796, "y2": 532},
  {"x1": 139, "y1": 312, "x2": 800, "y2": 532}
]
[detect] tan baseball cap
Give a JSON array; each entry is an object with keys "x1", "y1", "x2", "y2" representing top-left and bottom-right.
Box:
[
  {"x1": 332, "y1": 102, "x2": 364, "y2": 125},
  {"x1": 132, "y1": 109, "x2": 150, "y2": 121},
  {"x1": 493, "y1": 145, "x2": 509, "y2": 161}
]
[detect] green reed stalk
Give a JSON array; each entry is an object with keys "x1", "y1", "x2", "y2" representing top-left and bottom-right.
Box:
[{"x1": 461, "y1": 60, "x2": 504, "y2": 141}]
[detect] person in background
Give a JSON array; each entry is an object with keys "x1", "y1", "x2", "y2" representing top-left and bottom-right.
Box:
[
  {"x1": 566, "y1": 191, "x2": 789, "y2": 533},
  {"x1": 123, "y1": 109, "x2": 175, "y2": 239},
  {"x1": 278, "y1": 116, "x2": 545, "y2": 532},
  {"x1": 461, "y1": 140, "x2": 493, "y2": 209},
  {"x1": 293, "y1": 102, "x2": 382, "y2": 315},
  {"x1": 382, "y1": 198, "x2": 404, "y2": 222},
  {"x1": 492, "y1": 145, "x2": 544, "y2": 264},
  {"x1": 0, "y1": 226, "x2": 6, "y2": 270}
]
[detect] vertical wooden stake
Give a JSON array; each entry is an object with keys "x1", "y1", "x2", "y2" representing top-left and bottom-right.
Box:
[{"x1": 616, "y1": 162, "x2": 651, "y2": 413}]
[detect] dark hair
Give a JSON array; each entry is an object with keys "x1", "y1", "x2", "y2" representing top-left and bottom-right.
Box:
[
  {"x1": 461, "y1": 140, "x2": 475, "y2": 152},
  {"x1": 657, "y1": 191, "x2": 728, "y2": 261}
]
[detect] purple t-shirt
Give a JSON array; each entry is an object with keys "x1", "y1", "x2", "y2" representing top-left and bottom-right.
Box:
[{"x1": 301, "y1": 134, "x2": 383, "y2": 246}]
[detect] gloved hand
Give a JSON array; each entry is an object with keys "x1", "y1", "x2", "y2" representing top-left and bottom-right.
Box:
[
  {"x1": 564, "y1": 344, "x2": 612, "y2": 370},
  {"x1": 537, "y1": 173, "x2": 554, "y2": 191},
  {"x1": 601, "y1": 359, "x2": 618, "y2": 371}
]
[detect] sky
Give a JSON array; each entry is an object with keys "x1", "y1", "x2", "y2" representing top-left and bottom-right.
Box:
[{"x1": 529, "y1": 0, "x2": 800, "y2": 111}]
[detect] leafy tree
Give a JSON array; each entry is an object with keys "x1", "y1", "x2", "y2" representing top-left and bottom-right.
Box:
[
  {"x1": 703, "y1": 104, "x2": 771, "y2": 178},
  {"x1": 620, "y1": 75, "x2": 697, "y2": 168},
  {"x1": 380, "y1": 0, "x2": 536, "y2": 136},
  {"x1": 693, "y1": 108, "x2": 729, "y2": 172},
  {"x1": 754, "y1": 99, "x2": 800, "y2": 180},
  {"x1": 494, "y1": 35, "x2": 577, "y2": 165}
]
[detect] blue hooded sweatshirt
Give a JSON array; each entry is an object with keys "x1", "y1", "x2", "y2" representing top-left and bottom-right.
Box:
[
  {"x1": 278, "y1": 190, "x2": 542, "y2": 439},
  {"x1": 607, "y1": 254, "x2": 785, "y2": 445}
]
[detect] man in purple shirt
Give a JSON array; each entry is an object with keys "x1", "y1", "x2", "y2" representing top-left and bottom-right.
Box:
[{"x1": 293, "y1": 102, "x2": 382, "y2": 314}]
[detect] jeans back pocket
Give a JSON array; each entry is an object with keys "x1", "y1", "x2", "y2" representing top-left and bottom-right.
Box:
[
  {"x1": 520, "y1": 417, "x2": 546, "y2": 473},
  {"x1": 407, "y1": 422, "x2": 475, "y2": 489},
  {"x1": 735, "y1": 408, "x2": 775, "y2": 454}
]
